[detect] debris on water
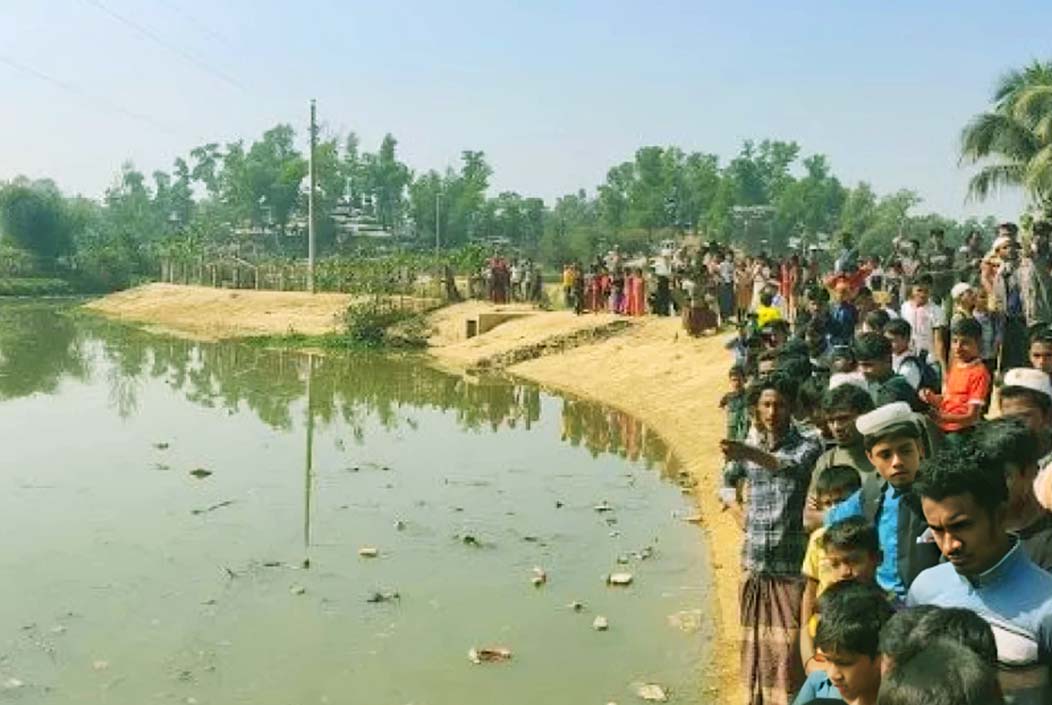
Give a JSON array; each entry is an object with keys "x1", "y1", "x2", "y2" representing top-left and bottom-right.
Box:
[
  {"x1": 459, "y1": 534, "x2": 482, "y2": 547},
  {"x1": 223, "y1": 567, "x2": 238, "y2": 580},
  {"x1": 93, "y1": 660, "x2": 110, "y2": 671},
  {"x1": 155, "y1": 463, "x2": 171, "y2": 471},
  {"x1": 366, "y1": 591, "x2": 400, "y2": 604},
  {"x1": 635, "y1": 683, "x2": 669, "y2": 702},
  {"x1": 682, "y1": 514, "x2": 704, "y2": 524},
  {"x1": 593, "y1": 615, "x2": 609, "y2": 631},
  {"x1": 667, "y1": 609, "x2": 704, "y2": 634},
  {"x1": 359, "y1": 547, "x2": 379, "y2": 558},
  {"x1": 50, "y1": 625, "x2": 67, "y2": 635},
  {"x1": 555, "y1": 501, "x2": 563, "y2": 509},
  {"x1": 381, "y1": 465, "x2": 391, "y2": 472},
  {"x1": 468, "y1": 647, "x2": 512, "y2": 664},
  {"x1": 617, "y1": 555, "x2": 630, "y2": 565},
  {"x1": 609, "y1": 530, "x2": 621, "y2": 538},
  {"x1": 153, "y1": 442, "x2": 170, "y2": 450},
  {"x1": 290, "y1": 585, "x2": 306, "y2": 596},
  {"x1": 635, "y1": 547, "x2": 654, "y2": 561},
  {"x1": 522, "y1": 535, "x2": 539, "y2": 543},
  {"x1": 346, "y1": 466, "x2": 360, "y2": 473},
  {"x1": 531, "y1": 567, "x2": 547, "y2": 587},
  {"x1": 191, "y1": 500, "x2": 234, "y2": 515},
  {"x1": 594, "y1": 501, "x2": 614, "y2": 513},
  {"x1": 189, "y1": 468, "x2": 212, "y2": 479},
  {"x1": 394, "y1": 519, "x2": 406, "y2": 531},
  {"x1": 202, "y1": 599, "x2": 217, "y2": 606},
  {"x1": 303, "y1": 558, "x2": 311, "y2": 569},
  {"x1": 568, "y1": 601, "x2": 585, "y2": 612},
  {"x1": 607, "y1": 572, "x2": 634, "y2": 586},
  {"x1": 3, "y1": 678, "x2": 24, "y2": 690},
  {"x1": 605, "y1": 517, "x2": 618, "y2": 526}
]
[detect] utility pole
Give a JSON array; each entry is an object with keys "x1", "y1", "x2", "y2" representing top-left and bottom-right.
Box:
[
  {"x1": 307, "y1": 99, "x2": 317, "y2": 293},
  {"x1": 435, "y1": 191, "x2": 441, "y2": 255}
]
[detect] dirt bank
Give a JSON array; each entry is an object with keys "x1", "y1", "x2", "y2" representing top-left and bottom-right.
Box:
[{"x1": 86, "y1": 286, "x2": 741, "y2": 699}]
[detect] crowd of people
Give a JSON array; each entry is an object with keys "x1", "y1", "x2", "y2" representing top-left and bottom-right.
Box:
[{"x1": 717, "y1": 222, "x2": 1052, "y2": 705}]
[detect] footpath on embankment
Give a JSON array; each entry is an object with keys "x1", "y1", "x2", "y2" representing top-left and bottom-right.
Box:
[{"x1": 84, "y1": 285, "x2": 743, "y2": 700}]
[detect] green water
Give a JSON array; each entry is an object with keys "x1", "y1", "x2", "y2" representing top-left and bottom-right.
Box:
[{"x1": 0, "y1": 302, "x2": 714, "y2": 704}]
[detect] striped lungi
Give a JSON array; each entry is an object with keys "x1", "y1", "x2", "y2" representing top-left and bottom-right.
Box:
[{"x1": 740, "y1": 572, "x2": 806, "y2": 705}]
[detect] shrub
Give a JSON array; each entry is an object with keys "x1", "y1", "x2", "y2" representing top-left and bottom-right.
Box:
[
  {"x1": 0, "y1": 277, "x2": 73, "y2": 297},
  {"x1": 343, "y1": 298, "x2": 429, "y2": 348}
]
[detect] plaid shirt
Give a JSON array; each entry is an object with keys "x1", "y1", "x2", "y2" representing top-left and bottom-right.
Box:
[{"x1": 724, "y1": 425, "x2": 822, "y2": 575}]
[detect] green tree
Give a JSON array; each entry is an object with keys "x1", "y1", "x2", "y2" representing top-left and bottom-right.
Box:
[
  {"x1": 0, "y1": 180, "x2": 76, "y2": 261},
  {"x1": 363, "y1": 134, "x2": 411, "y2": 232}
]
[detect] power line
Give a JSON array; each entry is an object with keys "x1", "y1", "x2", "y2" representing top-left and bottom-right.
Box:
[
  {"x1": 151, "y1": 0, "x2": 236, "y2": 52},
  {"x1": 83, "y1": 0, "x2": 245, "y2": 91},
  {"x1": 0, "y1": 54, "x2": 180, "y2": 135}
]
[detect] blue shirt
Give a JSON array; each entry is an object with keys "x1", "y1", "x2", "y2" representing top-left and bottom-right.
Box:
[
  {"x1": 825, "y1": 484, "x2": 905, "y2": 599},
  {"x1": 908, "y1": 540, "x2": 1052, "y2": 705},
  {"x1": 792, "y1": 670, "x2": 843, "y2": 704}
]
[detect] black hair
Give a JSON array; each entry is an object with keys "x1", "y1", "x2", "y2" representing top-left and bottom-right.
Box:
[
  {"x1": 914, "y1": 444, "x2": 1009, "y2": 518},
  {"x1": 797, "y1": 375, "x2": 828, "y2": 414},
  {"x1": 864, "y1": 308, "x2": 891, "y2": 333},
  {"x1": 1035, "y1": 220, "x2": 1052, "y2": 238},
  {"x1": 815, "y1": 465, "x2": 863, "y2": 498},
  {"x1": 856, "y1": 286, "x2": 872, "y2": 299},
  {"x1": 999, "y1": 221, "x2": 1019, "y2": 235},
  {"x1": 879, "y1": 606, "x2": 940, "y2": 659},
  {"x1": 950, "y1": 317, "x2": 982, "y2": 342},
  {"x1": 971, "y1": 416, "x2": 1041, "y2": 476},
  {"x1": 885, "y1": 318, "x2": 911, "y2": 339},
  {"x1": 999, "y1": 382, "x2": 1052, "y2": 414},
  {"x1": 912, "y1": 608, "x2": 997, "y2": 665},
  {"x1": 830, "y1": 345, "x2": 855, "y2": 363},
  {"x1": 759, "y1": 291, "x2": 774, "y2": 307},
  {"x1": 757, "y1": 348, "x2": 781, "y2": 364},
  {"x1": 782, "y1": 337, "x2": 810, "y2": 358},
  {"x1": 913, "y1": 273, "x2": 934, "y2": 289},
  {"x1": 729, "y1": 365, "x2": 745, "y2": 379},
  {"x1": 806, "y1": 318, "x2": 828, "y2": 338},
  {"x1": 814, "y1": 581, "x2": 894, "y2": 659},
  {"x1": 777, "y1": 354, "x2": 814, "y2": 381},
  {"x1": 821, "y1": 515, "x2": 878, "y2": 555},
  {"x1": 811, "y1": 286, "x2": 831, "y2": 304},
  {"x1": 745, "y1": 373, "x2": 797, "y2": 410},
  {"x1": 854, "y1": 331, "x2": 892, "y2": 362},
  {"x1": 877, "y1": 638, "x2": 1003, "y2": 705},
  {"x1": 1029, "y1": 324, "x2": 1052, "y2": 347},
  {"x1": 821, "y1": 383, "x2": 875, "y2": 416}
]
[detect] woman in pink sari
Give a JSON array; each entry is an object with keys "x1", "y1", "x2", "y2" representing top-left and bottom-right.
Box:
[{"x1": 632, "y1": 268, "x2": 647, "y2": 316}]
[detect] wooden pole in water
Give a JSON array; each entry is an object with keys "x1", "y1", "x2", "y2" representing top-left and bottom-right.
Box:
[
  {"x1": 303, "y1": 353, "x2": 315, "y2": 568},
  {"x1": 307, "y1": 99, "x2": 317, "y2": 294}
]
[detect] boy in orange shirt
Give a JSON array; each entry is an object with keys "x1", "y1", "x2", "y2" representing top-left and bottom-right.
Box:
[{"x1": 920, "y1": 317, "x2": 990, "y2": 440}]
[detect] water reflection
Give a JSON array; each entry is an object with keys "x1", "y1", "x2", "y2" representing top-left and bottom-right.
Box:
[{"x1": 0, "y1": 302, "x2": 674, "y2": 474}]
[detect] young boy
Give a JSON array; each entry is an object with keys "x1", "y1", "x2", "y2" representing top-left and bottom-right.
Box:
[
  {"x1": 920, "y1": 318, "x2": 990, "y2": 439},
  {"x1": 898, "y1": 274, "x2": 946, "y2": 372},
  {"x1": 950, "y1": 282, "x2": 976, "y2": 325},
  {"x1": 719, "y1": 365, "x2": 750, "y2": 441},
  {"x1": 755, "y1": 289, "x2": 783, "y2": 329},
  {"x1": 829, "y1": 281, "x2": 859, "y2": 347},
  {"x1": 793, "y1": 581, "x2": 893, "y2": 705},
  {"x1": 1030, "y1": 326, "x2": 1052, "y2": 380},
  {"x1": 825, "y1": 402, "x2": 940, "y2": 604},
  {"x1": 884, "y1": 319, "x2": 927, "y2": 392},
  {"x1": 878, "y1": 639, "x2": 1004, "y2": 705}
]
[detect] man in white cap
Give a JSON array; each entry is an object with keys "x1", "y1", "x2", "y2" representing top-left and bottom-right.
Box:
[
  {"x1": 949, "y1": 281, "x2": 975, "y2": 326},
  {"x1": 1001, "y1": 368, "x2": 1052, "y2": 557},
  {"x1": 824, "y1": 402, "x2": 941, "y2": 606}
]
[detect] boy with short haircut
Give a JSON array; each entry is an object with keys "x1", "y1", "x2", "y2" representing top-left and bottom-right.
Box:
[
  {"x1": 793, "y1": 581, "x2": 893, "y2": 705},
  {"x1": 920, "y1": 317, "x2": 990, "y2": 438},
  {"x1": 853, "y1": 332, "x2": 922, "y2": 412},
  {"x1": 1030, "y1": 326, "x2": 1052, "y2": 380},
  {"x1": 825, "y1": 403, "x2": 940, "y2": 605},
  {"x1": 898, "y1": 274, "x2": 947, "y2": 372},
  {"x1": 877, "y1": 639, "x2": 1004, "y2": 705},
  {"x1": 720, "y1": 365, "x2": 750, "y2": 441},
  {"x1": 883, "y1": 319, "x2": 925, "y2": 392}
]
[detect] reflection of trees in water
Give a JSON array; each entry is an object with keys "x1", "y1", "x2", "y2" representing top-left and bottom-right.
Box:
[
  {"x1": 560, "y1": 398, "x2": 679, "y2": 479},
  {"x1": 0, "y1": 303, "x2": 89, "y2": 400}
]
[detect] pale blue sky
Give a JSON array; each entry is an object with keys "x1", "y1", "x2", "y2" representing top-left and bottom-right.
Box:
[{"x1": 2, "y1": 0, "x2": 1050, "y2": 219}]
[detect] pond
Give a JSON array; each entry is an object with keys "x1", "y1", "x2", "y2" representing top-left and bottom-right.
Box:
[{"x1": 0, "y1": 301, "x2": 714, "y2": 705}]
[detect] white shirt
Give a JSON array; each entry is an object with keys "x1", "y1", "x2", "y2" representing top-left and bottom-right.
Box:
[
  {"x1": 891, "y1": 351, "x2": 922, "y2": 389},
  {"x1": 899, "y1": 300, "x2": 945, "y2": 355}
]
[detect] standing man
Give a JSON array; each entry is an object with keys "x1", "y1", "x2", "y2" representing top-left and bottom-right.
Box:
[
  {"x1": 993, "y1": 234, "x2": 1029, "y2": 370},
  {"x1": 722, "y1": 375, "x2": 823, "y2": 705},
  {"x1": 899, "y1": 274, "x2": 947, "y2": 374},
  {"x1": 909, "y1": 446, "x2": 1052, "y2": 705}
]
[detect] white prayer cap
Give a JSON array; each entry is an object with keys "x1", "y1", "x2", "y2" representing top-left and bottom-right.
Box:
[
  {"x1": 992, "y1": 235, "x2": 1013, "y2": 251},
  {"x1": 1003, "y1": 367, "x2": 1052, "y2": 401},
  {"x1": 951, "y1": 282, "x2": 972, "y2": 300},
  {"x1": 855, "y1": 401, "x2": 918, "y2": 438},
  {"x1": 829, "y1": 372, "x2": 868, "y2": 392}
]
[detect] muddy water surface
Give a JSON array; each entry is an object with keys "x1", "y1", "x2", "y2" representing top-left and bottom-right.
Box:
[{"x1": 0, "y1": 302, "x2": 714, "y2": 704}]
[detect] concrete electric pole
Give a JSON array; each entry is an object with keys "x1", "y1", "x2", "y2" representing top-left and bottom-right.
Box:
[{"x1": 307, "y1": 99, "x2": 317, "y2": 293}]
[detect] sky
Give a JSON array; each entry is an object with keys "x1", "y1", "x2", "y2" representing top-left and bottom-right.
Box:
[{"x1": 2, "y1": 0, "x2": 1051, "y2": 220}]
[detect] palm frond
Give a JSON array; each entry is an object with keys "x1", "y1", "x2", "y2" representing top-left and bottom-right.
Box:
[
  {"x1": 1025, "y1": 144, "x2": 1052, "y2": 197},
  {"x1": 966, "y1": 162, "x2": 1026, "y2": 202},
  {"x1": 1012, "y1": 84, "x2": 1052, "y2": 127},
  {"x1": 960, "y1": 112, "x2": 1040, "y2": 163}
]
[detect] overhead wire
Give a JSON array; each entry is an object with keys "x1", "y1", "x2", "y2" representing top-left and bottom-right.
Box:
[
  {"x1": 0, "y1": 54, "x2": 180, "y2": 136},
  {"x1": 82, "y1": 0, "x2": 246, "y2": 91},
  {"x1": 150, "y1": 0, "x2": 236, "y2": 52}
]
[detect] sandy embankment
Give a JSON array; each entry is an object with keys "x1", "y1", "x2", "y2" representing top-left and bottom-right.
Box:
[{"x1": 85, "y1": 286, "x2": 742, "y2": 699}]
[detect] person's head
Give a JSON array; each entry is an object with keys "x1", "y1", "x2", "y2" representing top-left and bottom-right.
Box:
[
  {"x1": 821, "y1": 384, "x2": 875, "y2": 446},
  {"x1": 999, "y1": 367, "x2": 1052, "y2": 454},
  {"x1": 974, "y1": 286, "x2": 990, "y2": 313},
  {"x1": 745, "y1": 374, "x2": 796, "y2": 435},
  {"x1": 809, "y1": 286, "x2": 831, "y2": 314},
  {"x1": 951, "y1": 282, "x2": 975, "y2": 312},
  {"x1": 834, "y1": 280, "x2": 851, "y2": 303},
  {"x1": 830, "y1": 345, "x2": 857, "y2": 374},
  {"x1": 863, "y1": 308, "x2": 891, "y2": 335},
  {"x1": 950, "y1": 317, "x2": 982, "y2": 363},
  {"x1": 910, "y1": 276, "x2": 933, "y2": 306},
  {"x1": 910, "y1": 608, "x2": 998, "y2": 666},
  {"x1": 728, "y1": 365, "x2": 746, "y2": 393},
  {"x1": 994, "y1": 234, "x2": 1016, "y2": 261},
  {"x1": 879, "y1": 606, "x2": 940, "y2": 675},
  {"x1": 820, "y1": 516, "x2": 880, "y2": 585},
  {"x1": 857, "y1": 403, "x2": 925, "y2": 490},
  {"x1": 815, "y1": 464, "x2": 864, "y2": 511},
  {"x1": 757, "y1": 348, "x2": 780, "y2": 376},
  {"x1": 914, "y1": 445, "x2": 1011, "y2": 576},
  {"x1": 1029, "y1": 326, "x2": 1052, "y2": 377},
  {"x1": 854, "y1": 332, "x2": 894, "y2": 383},
  {"x1": 814, "y1": 581, "x2": 894, "y2": 703},
  {"x1": 763, "y1": 320, "x2": 791, "y2": 349},
  {"x1": 884, "y1": 319, "x2": 912, "y2": 356},
  {"x1": 876, "y1": 638, "x2": 1003, "y2": 705},
  {"x1": 759, "y1": 290, "x2": 774, "y2": 307},
  {"x1": 805, "y1": 320, "x2": 828, "y2": 353},
  {"x1": 972, "y1": 415, "x2": 1042, "y2": 518},
  {"x1": 998, "y1": 221, "x2": 1019, "y2": 240},
  {"x1": 855, "y1": 287, "x2": 874, "y2": 313}
]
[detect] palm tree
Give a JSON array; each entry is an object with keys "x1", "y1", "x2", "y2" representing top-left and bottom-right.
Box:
[{"x1": 961, "y1": 61, "x2": 1052, "y2": 211}]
